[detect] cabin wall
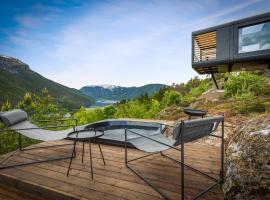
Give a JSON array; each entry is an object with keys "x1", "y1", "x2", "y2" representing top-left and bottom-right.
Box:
[
  {"x1": 192, "y1": 12, "x2": 270, "y2": 74},
  {"x1": 216, "y1": 27, "x2": 230, "y2": 62}
]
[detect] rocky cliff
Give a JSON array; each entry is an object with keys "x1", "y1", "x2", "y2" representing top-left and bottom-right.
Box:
[{"x1": 223, "y1": 115, "x2": 270, "y2": 200}]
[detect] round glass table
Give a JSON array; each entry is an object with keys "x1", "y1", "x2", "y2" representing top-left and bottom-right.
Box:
[{"x1": 67, "y1": 129, "x2": 106, "y2": 179}]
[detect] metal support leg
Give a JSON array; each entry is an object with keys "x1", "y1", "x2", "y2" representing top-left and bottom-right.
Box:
[
  {"x1": 181, "y1": 128, "x2": 185, "y2": 200},
  {"x1": 125, "y1": 129, "x2": 127, "y2": 165},
  {"x1": 67, "y1": 141, "x2": 77, "y2": 176},
  {"x1": 98, "y1": 144, "x2": 106, "y2": 165},
  {"x1": 125, "y1": 129, "x2": 170, "y2": 199},
  {"x1": 211, "y1": 71, "x2": 219, "y2": 89},
  {"x1": 160, "y1": 152, "x2": 218, "y2": 182},
  {"x1": 1, "y1": 142, "x2": 75, "y2": 171},
  {"x1": 89, "y1": 139, "x2": 93, "y2": 179},
  {"x1": 19, "y1": 133, "x2": 22, "y2": 151},
  {"x1": 82, "y1": 141, "x2": 84, "y2": 163},
  {"x1": 221, "y1": 120, "x2": 225, "y2": 184},
  {"x1": 124, "y1": 125, "x2": 223, "y2": 200},
  {"x1": 0, "y1": 149, "x2": 20, "y2": 166}
]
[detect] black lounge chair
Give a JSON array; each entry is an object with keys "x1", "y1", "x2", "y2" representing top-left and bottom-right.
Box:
[
  {"x1": 125, "y1": 115, "x2": 224, "y2": 200},
  {"x1": 0, "y1": 109, "x2": 77, "y2": 170}
]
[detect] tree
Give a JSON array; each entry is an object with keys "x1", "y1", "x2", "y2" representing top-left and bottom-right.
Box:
[
  {"x1": 161, "y1": 90, "x2": 182, "y2": 107},
  {"x1": 152, "y1": 87, "x2": 170, "y2": 101},
  {"x1": 18, "y1": 88, "x2": 61, "y2": 120},
  {"x1": 103, "y1": 105, "x2": 117, "y2": 118},
  {"x1": 34, "y1": 88, "x2": 58, "y2": 119},
  {"x1": 17, "y1": 92, "x2": 34, "y2": 115},
  {"x1": 1, "y1": 100, "x2": 12, "y2": 112},
  {"x1": 137, "y1": 93, "x2": 150, "y2": 104}
]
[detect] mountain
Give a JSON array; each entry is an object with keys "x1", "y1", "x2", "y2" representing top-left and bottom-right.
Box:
[
  {"x1": 80, "y1": 84, "x2": 167, "y2": 101},
  {"x1": 0, "y1": 55, "x2": 94, "y2": 110}
]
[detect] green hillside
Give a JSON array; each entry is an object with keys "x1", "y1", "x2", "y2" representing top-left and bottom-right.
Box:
[{"x1": 0, "y1": 56, "x2": 94, "y2": 110}]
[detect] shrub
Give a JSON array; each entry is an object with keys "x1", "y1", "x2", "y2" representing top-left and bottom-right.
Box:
[
  {"x1": 114, "y1": 99, "x2": 160, "y2": 119},
  {"x1": 189, "y1": 81, "x2": 209, "y2": 97},
  {"x1": 232, "y1": 98, "x2": 266, "y2": 114},
  {"x1": 103, "y1": 105, "x2": 117, "y2": 118},
  {"x1": 181, "y1": 94, "x2": 194, "y2": 107},
  {"x1": 161, "y1": 90, "x2": 182, "y2": 107},
  {"x1": 73, "y1": 107, "x2": 106, "y2": 125},
  {"x1": 1, "y1": 100, "x2": 12, "y2": 111},
  {"x1": 225, "y1": 72, "x2": 265, "y2": 97},
  {"x1": 224, "y1": 72, "x2": 268, "y2": 114}
]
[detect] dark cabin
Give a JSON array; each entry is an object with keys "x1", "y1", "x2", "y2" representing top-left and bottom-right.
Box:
[{"x1": 192, "y1": 12, "x2": 270, "y2": 75}]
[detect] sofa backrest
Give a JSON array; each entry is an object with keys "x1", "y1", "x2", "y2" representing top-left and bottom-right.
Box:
[{"x1": 172, "y1": 115, "x2": 224, "y2": 146}]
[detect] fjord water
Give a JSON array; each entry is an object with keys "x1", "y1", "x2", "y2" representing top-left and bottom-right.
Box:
[{"x1": 88, "y1": 100, "x2": 118, "y2": 108}]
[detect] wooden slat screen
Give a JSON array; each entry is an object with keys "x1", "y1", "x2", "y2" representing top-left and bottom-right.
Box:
[{"x1": 194, "y1": 31, "x2": 216, "y2": 62}]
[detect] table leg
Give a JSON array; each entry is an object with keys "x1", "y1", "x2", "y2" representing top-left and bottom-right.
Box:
[
  {"x1": 89, "y1": 139, "x2": 93, "y2": 179},
  {"x1": 67, "y1": 141, "x2": 77, "y2": 176},
  {"x1": 98, "y1": 144, "x2": 106, "y2": 165},
  {"x1": 82, "y1": 141, "x2": 84, "y2": 163}
]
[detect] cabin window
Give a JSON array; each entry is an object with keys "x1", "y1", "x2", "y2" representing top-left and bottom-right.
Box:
[
  {"x1": 239, "y1": 21, "x2": 270, "y2": 53},
  {"x1": 193, "y1": 31, "x2": 216, "y2": 62}
]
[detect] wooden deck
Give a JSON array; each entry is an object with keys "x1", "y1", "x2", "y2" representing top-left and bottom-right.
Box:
[
  {"x1": 0, "y1": 183, "x2": 45, "y2": 200},
  {"x1": 0, "y1": 141, "x2": 224, "y2": 200}
]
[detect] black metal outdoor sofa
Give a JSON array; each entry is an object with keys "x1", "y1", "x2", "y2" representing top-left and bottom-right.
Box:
[
  {"x1": 124, "y1": 115, "x2": 224, "y2": 200},
  {"x1": 0, "y1": 109, "x2": 77, "y2": 170}
]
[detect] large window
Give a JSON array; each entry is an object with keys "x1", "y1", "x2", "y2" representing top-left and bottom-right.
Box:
[{"x1": 239, "y1": 21, "x2": 270, "y2": 53}]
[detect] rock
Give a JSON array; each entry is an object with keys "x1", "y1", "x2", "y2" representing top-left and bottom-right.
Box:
[
  {"x1": 158, "y1": 106, "x2": 185, "y2": 120},
  {"x1": 198, "y1": 89, "x2": 224, "y2": 102},
  {"x1": 0, "y1": 55, "x2": 30, "y2": 73},
  {"x1": 223, "y1": 115, "x2": 270, "y2": 200}
]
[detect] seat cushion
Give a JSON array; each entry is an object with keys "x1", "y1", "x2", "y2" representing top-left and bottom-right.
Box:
[
  {"x1": 0, "y1": 109, "x2": 28, "y2": 126},
  {"x1": 129, "y1": 133, "x2": 175, "y2": 153}
]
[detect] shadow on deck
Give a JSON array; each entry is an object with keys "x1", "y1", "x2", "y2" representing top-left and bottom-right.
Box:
[{"x1": 0, "y1": 141, "x2": 224, "y2": 200}]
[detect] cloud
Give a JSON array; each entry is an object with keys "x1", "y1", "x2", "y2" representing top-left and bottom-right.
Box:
[
  {"x1": 14, "y1": 15, "x2": 39, "y2": 28},
  {"x1": 14, "y1": 3, "x2": 60, "y2": 29},
  {"x1": 9, "y1": 3, "x2": 62, "y2": 46},
  {"x1": 182, "y1": 0, "x2": 266, "y2": 30},
  {"x1": 41, "y1": 0, "x2": 270, "y2": 88},
  {"x1": 41, "y1": 1, "x2": 203, "y2": 87},
  {"x1": 32, "y1": 3, "x2": 62, "y2": 13},
  {"x1": 3, "y1": 0, "x2": 270, "y2": 88}
]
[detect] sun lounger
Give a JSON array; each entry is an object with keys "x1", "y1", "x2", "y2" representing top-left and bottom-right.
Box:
[
  {"x1": 0, "y1": 109, "x2": 77, "y2": 170},
  {"x1": 125, "y1": 115, "x2": 224, "y2": 200}
]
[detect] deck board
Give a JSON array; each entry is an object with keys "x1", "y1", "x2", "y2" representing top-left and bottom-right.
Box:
[
  {"x1": 0, "y1": 140, "x2": 224, "y2": 200},
  {"x1": 0, "y1": 183, "x2": 45, "y2": 200}
]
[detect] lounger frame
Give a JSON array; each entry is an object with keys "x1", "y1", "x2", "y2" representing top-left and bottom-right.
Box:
[
  {"x1": 0, "y1": 118, "x2": 77, "y2": 170},
  {"x1": 125, "y1": 119, "x2": 224, "y2": 200}
]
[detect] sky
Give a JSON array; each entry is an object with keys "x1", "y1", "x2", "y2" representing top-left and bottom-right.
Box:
[{"x1": 1, "y1": 0, "x2": 270, "y2": 89}]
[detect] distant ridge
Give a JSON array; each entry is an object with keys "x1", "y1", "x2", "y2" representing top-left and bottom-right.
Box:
[
  {"x1": 0, "y1": 55, "x2": 94, "y2": 110},
  {"x1": 85, "y1": 84, "x2": 120, "y2": 90},
  {"x1": 80, "y1": 84, "x2": 167, "y2": 101}
]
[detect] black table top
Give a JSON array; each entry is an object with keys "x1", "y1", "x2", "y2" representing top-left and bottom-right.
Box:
[
  {"x1": 183, "y1": 108, "x2": 207, "y2": 117},
  {"x1": 67, "y1": 129, "x2": 104, "y2": 141}
]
